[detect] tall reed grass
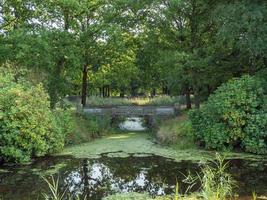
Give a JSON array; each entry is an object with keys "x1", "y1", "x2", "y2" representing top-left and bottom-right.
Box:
[
  {"x1": 84, "y1": 96, "x2": 185, "y2": 107},
  {"x1": 198, "y1": 153, "x2": 236, "y2": 200},
  {"x1": 42, "y1": 176, "x2": 86, "y2": 200}
]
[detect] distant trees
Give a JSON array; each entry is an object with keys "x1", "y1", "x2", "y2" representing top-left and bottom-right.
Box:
[{"x1": 0, "y1": 0, "x2": 266, "y2": 107}]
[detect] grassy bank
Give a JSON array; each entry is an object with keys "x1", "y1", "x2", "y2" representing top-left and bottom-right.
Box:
[
  {"x1": 156, "y1": 113, "x2": 196, "y2": 150},
  {"x1": 54, "y1": 107, "x2": 114, "y2": 146}
]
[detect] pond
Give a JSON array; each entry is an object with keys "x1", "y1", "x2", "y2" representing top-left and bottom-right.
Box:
[{"x1": 0, "y1": 154, "x2": 267, "y2": 200}]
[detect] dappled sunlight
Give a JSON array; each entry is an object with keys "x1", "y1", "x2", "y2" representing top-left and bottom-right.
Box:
[
  {"x1": 128, "y1": 132, "x2": 138, "y2": 135},
  {"x1": 106, "y1": 132, "x2": 146, "y2": 140},
  {"x1": 107, "y1": 135, "x2": 130, "y2": 139}
]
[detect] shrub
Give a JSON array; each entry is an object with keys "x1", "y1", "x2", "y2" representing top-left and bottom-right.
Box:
[
  {"x1": 0, "y1": 71, "x2": 65, "y2": 163},
  {"x1": 53, "y1": 108, "x2": 75, "y2": 144},
  {"x1": 189, "y1": 75, "x2": 267, "y2": 154}
]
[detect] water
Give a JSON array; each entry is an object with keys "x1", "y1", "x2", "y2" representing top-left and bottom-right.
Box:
[
  {"x1": 0, "y1": 155, "x2": 267, "y2": 200},
  {"x1": 119, "y1": 117, "x2": 147, "y2": 131}
]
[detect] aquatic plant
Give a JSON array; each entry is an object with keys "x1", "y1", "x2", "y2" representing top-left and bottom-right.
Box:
[
  {"x1": 42, "y1": 176, "x2": 86, "y2": 200},
  {"x1": 199, "y1": 154, "x2": 235, "y2": 200},
  {"x1": 252, "y1": 191, "x2": 257, "y2": 200},
  {"x1": 43, "y1": 176, "x2": 66, "y2": 200}
]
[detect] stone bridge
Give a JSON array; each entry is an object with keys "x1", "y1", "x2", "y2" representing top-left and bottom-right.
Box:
[{"x1": 83, "y1": 106, "x2": 177, "y2": 117}]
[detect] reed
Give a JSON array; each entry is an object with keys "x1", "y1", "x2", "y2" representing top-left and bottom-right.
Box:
[
  {"x1": 42, "y1": 176, "x2": 86, "y2": 200},
  {"x1": 199, "y1": 153, "x2": 236, "y2": 200}
]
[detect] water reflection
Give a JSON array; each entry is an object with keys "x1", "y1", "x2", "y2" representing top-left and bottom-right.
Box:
[
  {"x1": 62, "y1": 156, "x2": 195, "y2": 199},
  {"x1": 119, "y1": 117, "x2": 147, "y2": 131},
  {"x1": 0, "y1": 155, "x2": 267, "y2": 200}
]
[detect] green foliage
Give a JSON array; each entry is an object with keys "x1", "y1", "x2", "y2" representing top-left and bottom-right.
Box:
[
  {"x1": 62, "y1": 111, "x2": 113, "y2": 146},
  {"x1": 0, "y1": 70, "x2": 65, "y2": 163},
  {"x1": 53, "y1": 108, "x2": 75, "y2": 142},
  {"x1": 156, "y1": 115, "x2": 195, "y2": 150},
  {"x1": 189, "y1": 76, "x2": 267, "y2": 154},
  {"x1": 84, "y1": 114, "x2": 112, "y2": 135}
]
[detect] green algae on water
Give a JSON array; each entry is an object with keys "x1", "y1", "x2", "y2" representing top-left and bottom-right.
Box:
[
  {"x1": 32, "y1": 162, "x2": 67, "y2": 176},
  {"x1": 61, "y1": 132, "x2": 266, "y2": 162}
]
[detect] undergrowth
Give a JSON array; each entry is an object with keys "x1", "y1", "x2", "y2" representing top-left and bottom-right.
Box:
[
  {"x1": 156, "y1": 113, "x2": 195, "y2": 150},
  {"x1": 82, "y1": 96, "x2": 184, "y2": 107}
]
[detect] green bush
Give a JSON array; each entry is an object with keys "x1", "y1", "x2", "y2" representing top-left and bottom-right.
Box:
[
  {"x1": 53, "y1": 108, "x2": 75, "y2": 143},
  {"x1": 0, "y1": 71, "x2": 65, "y2": 163},
  {"x1": 189, "y1": 75, "x2": 267, "y2": 154}
]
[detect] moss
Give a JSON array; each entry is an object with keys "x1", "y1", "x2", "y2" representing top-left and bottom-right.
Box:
[{"x1": 60, "y1": 132, "x2": 265, "y2": 162}]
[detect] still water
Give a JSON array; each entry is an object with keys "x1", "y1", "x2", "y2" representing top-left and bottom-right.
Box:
[
  {"x1": 0, "y1": 155, "x2": 267, "y2": 199},
  {"x1": 119, "y1": 117, "x2": 147, "y2": 131}
]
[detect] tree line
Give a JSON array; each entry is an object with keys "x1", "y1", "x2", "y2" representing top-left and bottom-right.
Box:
[{"x1": 1, "y1": 0, "x2": 266, "y2": 108}]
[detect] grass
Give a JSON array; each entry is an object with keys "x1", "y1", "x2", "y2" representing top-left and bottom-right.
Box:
[
  {"x1": 82, "y1": 96, "x2": 185, "y2": 107},
  {"x1": 156, "y1": 113, "x2": 196, "y2": 150},
  {"x1": 64, "y1": 112, "x2": 95, "y2": 145},
  {"x1": 59, "y1": 110, "x2": 113, "y2": 146}
]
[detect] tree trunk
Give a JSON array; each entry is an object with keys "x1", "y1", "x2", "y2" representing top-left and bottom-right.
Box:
[
  {"x1": 151, "y1": 88, "x2": 156, "y2": 97},
  {"x1": 107, "y1": 86, "x2": 110, "y2": 97},
  {"x1": 102, "y1": 86, "x2": 105, "y2": 97},
  {"x1": 120, "y1": 89, "x2": 125, "y2": 98},
  {"x1": 81, "y1": 64, "x2": 88, "y2": 107},
  {"x1": 194, "y1": 89, "x2": 200, "y2": 109},
  {"x1": 99, "y1": 87, "x2": 102, "y2": 97},
  {"x1": 185, "y1": 86, "x2": 192, "y2": 109}
]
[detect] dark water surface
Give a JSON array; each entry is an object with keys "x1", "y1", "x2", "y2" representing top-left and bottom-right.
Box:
[{"x1": 0, "y1": 154, "x2": 267, "y2": 200}]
